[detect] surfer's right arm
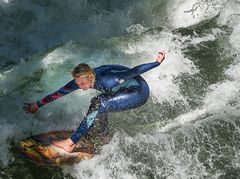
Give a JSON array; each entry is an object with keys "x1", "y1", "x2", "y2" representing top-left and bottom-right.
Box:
[
  {"x1": 117, "y1": 50, "x2": 166, "y2": 81},
  {"x1": 23, "y1": 80, "x2": 79, "y2": 113}
]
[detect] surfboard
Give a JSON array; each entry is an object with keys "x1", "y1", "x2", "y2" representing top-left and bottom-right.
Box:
[{"x1": 17, "y1": 130, "x2": 110, "y2": 165}]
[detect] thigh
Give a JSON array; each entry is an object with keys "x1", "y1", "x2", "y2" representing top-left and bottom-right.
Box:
[{"x1": 99, "y1": 87, "x2": 149, "y2": 113}]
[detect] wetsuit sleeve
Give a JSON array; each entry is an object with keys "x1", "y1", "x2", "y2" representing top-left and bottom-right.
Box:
[
  {"x1": 36, "y1": 80, "x2": 79, "y2": 107},
  {"x1": 121, "y1": 61, "x2": 161, "y2": 80}
]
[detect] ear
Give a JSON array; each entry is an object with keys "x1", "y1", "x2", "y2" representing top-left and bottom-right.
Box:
[{"x1": 88, "y1": 74, "x2": 94, "y2": 80}]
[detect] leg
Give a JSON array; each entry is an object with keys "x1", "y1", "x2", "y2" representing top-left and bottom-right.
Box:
[
  {"x1": 87, "y1": 96, "x2": 109, "y2": 135},
  {"x1": 70, "y1": 95, "x2": 108, "y2": 144},
  {"x1": 52, "y1": 87, "x2": 149, "y2": 152},
  {"x1": 98, "y1": 113, "x2": 109, "y2": 135},
  {"x1": 70, "y1": 87, "x2": 149, "y2": 144}
]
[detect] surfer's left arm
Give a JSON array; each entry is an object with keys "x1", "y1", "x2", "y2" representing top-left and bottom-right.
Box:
[
  {"x1": 36, "y1": 80, "x2": 79, "y2": 107},
  {"x1": 121, "y1": 50, "x2": 165, "y2": 80},
  {"x1": 23, "y1": 80, "x2": 79, "y2": 113}
]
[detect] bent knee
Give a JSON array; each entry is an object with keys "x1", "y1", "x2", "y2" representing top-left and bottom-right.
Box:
[{"x1": 98, "y1": 97, "x2": 109, "y2": 113}]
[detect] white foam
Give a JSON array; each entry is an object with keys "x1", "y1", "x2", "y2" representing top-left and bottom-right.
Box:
[
  {"x1": 0, "y1": 121, "x2": 18, "y2": 165},
  {"x1": 159, "y1": 109, "x2": 207, "y2": 132},
  {"x1": 159, "y1": 73, "x2": 240, "y2": 133},
  {"x1": 218, "y1": 1, "x2": 240, "y2": 53},
  {"x1": 225, "y1": 62, "x2": 240, "y2": 82},
  {"x1": 41, "y1": 50, "x2": 67, "y2": 67},
  {"x1": 218, "y1": 1, "x2": 240, "y2": 26},
  {"x1": 126, "y1": 24, "x2": 147, "y2": 35},
  {"x1": 0, "y1": 0, "x2": 9, "y2": 4},
  {"x1": 124, "y1": 133, "x2": 209, "y2": 178},
  {"x1": 185, "y1": 28, "x2": 224, "y2": 46},
  {"x1": 67, "y1": 134, "x2": 137, "y2": 179},
  {"x1": 168, "y1": 0, "x2": 225, "y2": 28},
  {"x1": 157, "y1": 0, "x2": 240, "y2": 133}
]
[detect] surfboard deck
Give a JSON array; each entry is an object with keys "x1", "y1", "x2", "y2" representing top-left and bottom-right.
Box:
[{"x1": 17, "y1": 130, "x2": 110, "y2": 165}]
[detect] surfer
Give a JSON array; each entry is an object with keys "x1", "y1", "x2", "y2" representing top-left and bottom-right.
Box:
[{"x1": 23, "y1": 50, "x2": 166, "y2": 152}]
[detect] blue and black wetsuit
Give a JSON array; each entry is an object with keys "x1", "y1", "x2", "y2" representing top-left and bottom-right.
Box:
[{"x1": 37, "y1": 61, "x2": 161, "y2": 144}]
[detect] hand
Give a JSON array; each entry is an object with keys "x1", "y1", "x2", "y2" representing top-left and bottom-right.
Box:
[
  {"x1": 23, "y1": 103, "x2": 39, "y2": 113},
  {"x1": 156, "y1": 50, "x2": 166, "y2": 63}
]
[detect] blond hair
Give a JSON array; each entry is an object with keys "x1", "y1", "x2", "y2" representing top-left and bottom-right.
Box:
[{"x1": 72, "y1": 63, "x2": 96, "y2": 79}]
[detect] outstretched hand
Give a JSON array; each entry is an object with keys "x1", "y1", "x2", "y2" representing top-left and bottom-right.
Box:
[
  {"x1": 156, "y1": 50, "x2": 166, "y2": 63},
  {"x1": 23, "y1": 103, "x2": 39, "y2": 113}
]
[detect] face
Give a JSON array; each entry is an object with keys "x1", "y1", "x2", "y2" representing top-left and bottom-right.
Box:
[{"x1": 74, "y1": 74, "x2": 94, "y2": 90}]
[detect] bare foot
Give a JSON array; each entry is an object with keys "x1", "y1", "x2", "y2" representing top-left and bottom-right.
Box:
[{"x1": 52, "y1": 138, "x2": 76, "y2": 153}]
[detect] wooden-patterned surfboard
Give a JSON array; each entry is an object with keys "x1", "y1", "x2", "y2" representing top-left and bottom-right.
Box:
[{"x1": 18, "y1": 130, "x2": 96, "y2": 165}]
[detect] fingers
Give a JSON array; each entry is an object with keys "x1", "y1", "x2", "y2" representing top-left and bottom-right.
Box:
[
  {"x1": 158, "y1": 50, "x2": 165, "y2": 54},
  {"x1": 23, "y1": 103, "x2": 30, "y2": 110},
  {"x1": 158, "y1": 50, "x2": 165, "y2": 58},
  {"x1": 156, "y1": 50, "x2": 166, "y2": 63},
  {"x1": 23, "y1": 103, "x2": 36, "y2": 113},
  {"x1": 23, "y1": 103, "x2": 30, "y2": 107},
  {"x1": 23, "y1": 105, "x2": 29, "y2": 109},
  {"x1": 23, "y1": 107, "x2": 30, "y2": 113}
]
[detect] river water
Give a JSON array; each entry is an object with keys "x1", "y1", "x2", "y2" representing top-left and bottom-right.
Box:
[{"x1": 0, "y1": 0, "x2": 240, "y2": 178}]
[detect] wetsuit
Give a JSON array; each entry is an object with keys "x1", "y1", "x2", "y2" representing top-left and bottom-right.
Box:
[{"x1": 37, "y1": 61, "x2": 161, "y2": 144}]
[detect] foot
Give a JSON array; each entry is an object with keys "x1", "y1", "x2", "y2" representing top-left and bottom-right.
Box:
[{"x1": 52, "y1": 138, "x2": 76, "y2": 153}]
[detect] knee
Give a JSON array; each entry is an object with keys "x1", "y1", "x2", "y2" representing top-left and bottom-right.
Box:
[
  {"x1": 90, "y1": 95, "x2": 109, "y2": 113},
  {"x1": 138, "y1": 93, "x2": 149, "y2": 107},
  {"x1": 140, "y1": 86, "x2": 150, "y2": 105},
  {"x1": 98, "y1": 97, "x2": 109, "y2": 113}
]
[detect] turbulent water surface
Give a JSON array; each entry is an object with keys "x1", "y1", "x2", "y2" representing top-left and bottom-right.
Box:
[{"x1": 1, "y1": 0, "x2": 240, "y2": 178}]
